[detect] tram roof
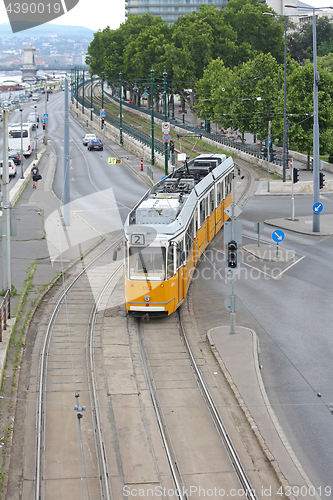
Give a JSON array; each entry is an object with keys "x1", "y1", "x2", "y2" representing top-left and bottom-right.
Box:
[{"x1": 124, "y1": 154, "x2": 233, "y2": 239}]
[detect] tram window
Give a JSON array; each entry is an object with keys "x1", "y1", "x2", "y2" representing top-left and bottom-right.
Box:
[
  {"x1": 185, "y1": 217, "x2": 194, "y2": 256},
  {"x1": 210, "y1": 190, "x2": 214, "y2": 214},
  {"x1": 199, "y1": 199, "x2": 206, "y2": 226},
  {"x1": 167, "y1": 245, "x2": 174, "y2": 278},
  {"x1": 177, "y1": 240, "x2": 184, "y2": 269},
  {"x1": 217, "y1": 183, "x2": 222, "y2": 205},
  {"x1": 129, "y1": 246, "x2": 166, "y2": 280}
]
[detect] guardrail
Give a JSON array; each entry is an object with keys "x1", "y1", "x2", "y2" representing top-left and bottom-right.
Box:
[
  {"x1": 77, "y1": 93, "x2": 165, "y2": 156},
  {"x1": 0, "y1": 290, "x2": 10, "y2": 342},
  {"x1": 103, "y1": 89, "x2": 283, "y2": 166}
]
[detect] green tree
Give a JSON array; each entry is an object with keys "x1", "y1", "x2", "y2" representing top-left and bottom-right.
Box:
[
  {"x1": 275, "y1": 63, "x2": 333, "y2": 166},
  {"x1": 222, "y1": 0, "x2": 284, "y2": 66}
]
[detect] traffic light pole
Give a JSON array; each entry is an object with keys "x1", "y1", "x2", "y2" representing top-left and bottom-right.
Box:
[{"x1": 230, "y1": 175, "x2": 236, "y2": 334}]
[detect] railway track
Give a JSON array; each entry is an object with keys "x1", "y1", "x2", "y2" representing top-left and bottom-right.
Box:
[
  {"x1": 32, "y1": 237, "x2": 123, "y2": 499},
  {"x1": 135, "y1": 312, "x2": 263, "y2": 500}
]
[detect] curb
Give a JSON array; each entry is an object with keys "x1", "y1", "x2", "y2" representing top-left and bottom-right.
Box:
[{"x1": 206, "y1": 329, "x2": 321, "y2": 500}]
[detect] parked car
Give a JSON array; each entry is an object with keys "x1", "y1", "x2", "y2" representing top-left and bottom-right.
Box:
[
  {"x1": 8, "y1": 150, "x2": 21, "y2": 165},
  {"x1": 0, "y1": 159, "x2": 17, "y2": 178},
  {"x1": 28, "y1": 113, "x2": 38, "y2": 128},
  {"x1": 87, "y1": 137, "x2": 103, "y2": 151},
  {"x1": 83, "y1": 133, "x2": 97, "y2": 146},
  {"x1": 32, "y1": 94, "x2": 39, "y2": 101}
]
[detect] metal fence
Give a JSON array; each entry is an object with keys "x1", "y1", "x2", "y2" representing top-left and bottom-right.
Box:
[{"x1": 82, "y1": 88, "x2": 283, "y2": 166}]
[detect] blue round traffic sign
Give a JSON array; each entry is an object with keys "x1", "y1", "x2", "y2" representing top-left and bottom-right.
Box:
[
  {"x1": 313, "y1": 202, "x2": 323, "y2": 213},
  {"x1": 272, "y1": 230, "x2": 285, "y2": 243}
]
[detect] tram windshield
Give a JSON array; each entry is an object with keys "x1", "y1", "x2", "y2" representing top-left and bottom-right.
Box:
[{"x1": 129, "y1": 246, "x2": 166, "y2": 280}]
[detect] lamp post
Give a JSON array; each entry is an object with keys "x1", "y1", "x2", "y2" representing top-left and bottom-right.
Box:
[
  {"x1": 151, "y1": 68, "x2": 154, "y2": 166},
  {"x1": 101, "y1": 71, "x2": 104, "y2": 110},
  {"x1": 119, "y1": 72, "x2": 123, "y2": 145},
  {"x1": 285, "y1": 4, "x2": 332, "y2": 232},
  {"x1": 163, "y1": 70, "x2": 168, "y2": 176},
  {"x1": 82, "y1": 68, "x2": 84, "y2": 114},
  {"x1": 34, "y1": 105, "x2": 37, "y2": 160},
  {"x1": 19, "y1": 108, "x2": 24, "y2": 178},
  {"x1": 263, "y1": 12, "x2": 288, "y2": 182},
  {"x1": 76, "y1": 68, "x2": 78, "y2": 108},
  {"x1": 90, "y1": 70, "x2": 93, "y2": 121}
]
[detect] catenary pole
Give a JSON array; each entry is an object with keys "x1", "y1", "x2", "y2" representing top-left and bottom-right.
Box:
[
  {"x1": 2, "y1": 108, "x2": 11, "y2": 292},
  {"x1": 63, "y1": 78, "x2": 70, "y2": 226}
]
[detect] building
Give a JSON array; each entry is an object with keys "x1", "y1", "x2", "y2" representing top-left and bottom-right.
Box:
[
  {"x1": 125, "y1": 0, "x2": 229, "y2": 24},
  {"x1": 21, "y1": 45, "x2": 37, "y2": 82},
  {"x1": 125, "y1": 0, "x2": 332, "y2": 24}
]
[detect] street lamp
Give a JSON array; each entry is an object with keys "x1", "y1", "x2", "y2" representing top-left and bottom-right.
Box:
[
  {"x1": 90, "y1": 70, "x2": 93, "y2": 121},
  {"x1": 33, "y1": 105, "x2": 38, "y2": 160},
  {"x1": 285, "y1": 4, "x2": 332, "y2": 232},
  {"x1": 151, "y1": 68, "x2": 154, "y2": 166},
  {"x1": 263, "y1": 12, "x2": 288, "y2": 182},
  {"x1": 19, "y1": 108, "x2": 24, "y2": 178}
]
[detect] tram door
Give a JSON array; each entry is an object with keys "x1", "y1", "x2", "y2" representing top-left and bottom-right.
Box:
[{"x1": 178, "y1": 240, "x2": 185, "y2": 304}]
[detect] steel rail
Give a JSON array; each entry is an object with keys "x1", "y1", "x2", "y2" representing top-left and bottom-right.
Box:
[
  {"x1": 177, "y1": 311, "x2": 258, "y2": 500},
  {"x1": 136, "y1": 320, "x2": 188, "y2": 500},
  {"x1": 35, "y1": 237, "x2": 123, "y2": 500},
  {"x1": 86, "y1": 262, "x2": 123, "y2": 500}
]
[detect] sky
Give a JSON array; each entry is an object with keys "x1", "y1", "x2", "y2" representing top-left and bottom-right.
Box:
[
  {"x1": 1, "y1": 0, "x2": 333, "y2": 34},
  {"x1": 0, "y1": 0, "x2": 126, "y2": 33}
]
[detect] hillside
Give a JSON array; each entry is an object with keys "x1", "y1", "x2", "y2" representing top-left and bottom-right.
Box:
[{"x1": 0, "y1": 22, "x2": 95, "y2": 38}]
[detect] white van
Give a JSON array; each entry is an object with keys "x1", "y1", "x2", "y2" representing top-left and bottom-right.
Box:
[{"x1": 8, "y1": 123, "x2": 34, "y2": 157}]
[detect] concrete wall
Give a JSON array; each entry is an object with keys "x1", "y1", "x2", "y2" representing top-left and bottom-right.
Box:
[{"x1": 71, "y1": 101, "x2": 170, "y2": 171}]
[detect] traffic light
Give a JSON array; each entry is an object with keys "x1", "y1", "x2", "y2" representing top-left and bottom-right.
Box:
[
  {"x1": 319, "y1": 172, "x2": 325, "y2": 189},
  {"x1": 227, "y1": 240, "x2": 237, "y2": 269},
  {"x1": 261, "y1": 147, "x2": 268, "y2": 159},
  {"x1": 101, "y1": 116, "x2": 105, "y2": 129},
  {"x1": 169, "y1": 140, "x2": 174, "y2": 153},
  {"x1": 292, "y1": 168, "x2": 299, "y2": 183},
  {"x1": 42, "y1": 123, "x2": 45, "y2": 130},
  {"x1": 270, "y1": 149, "x2": 276, "y2": 162}
]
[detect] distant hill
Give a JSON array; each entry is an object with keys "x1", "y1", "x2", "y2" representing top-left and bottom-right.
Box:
[{"x1": 0, "y1": 23, "x2": 95, "y2": 38}]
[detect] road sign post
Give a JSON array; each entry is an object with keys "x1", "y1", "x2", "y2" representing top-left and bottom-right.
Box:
[
  {"x1": 290, "y1": 158, "x2": 295, "y2": 221},
  {"x1": 272, "y1": 230, "x2": 285, "y2": 258},
  {"x1": 254, "y1": 222, "x2": 264, "y2": 247}
]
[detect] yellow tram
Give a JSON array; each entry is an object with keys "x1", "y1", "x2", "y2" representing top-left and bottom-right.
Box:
[{"x1": 123, "y1": 154, "x2": 234, "y2": 317}]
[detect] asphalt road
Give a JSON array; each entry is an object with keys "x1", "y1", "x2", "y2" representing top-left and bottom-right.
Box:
[
  {"x1": 3, "y1": 91, "x2": 333, "y2": 497},
  {"x1": 193, "y1": 193, "x2": 333, "y2": 499}
]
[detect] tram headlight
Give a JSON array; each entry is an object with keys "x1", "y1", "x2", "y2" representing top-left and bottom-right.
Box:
[{"x1": 144, "y1": 295, "x2": 151, "y2": 302}]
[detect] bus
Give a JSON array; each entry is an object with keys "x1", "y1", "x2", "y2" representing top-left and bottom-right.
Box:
[{"x1": 8, "y1": 123, "x2": 34, "y2": 157}]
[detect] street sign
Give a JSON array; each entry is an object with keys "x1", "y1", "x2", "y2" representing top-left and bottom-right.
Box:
[
  {"x1": 224, "y1": 204, "x2": 242, "y2": 218},
  {"x1": 224, "y1": 295, "x2": 242, "y2": 312},
  {"x1": 108, "y1": 157, "x2": 121, "y2": 165},
  {"x1": 272, "y1": 229, "x2": 285, "y2": 243},
  {"x1": 43, "y1": 113, "x2": 48, "y2": 118},
  {"x1": 41, "y1": 119, "x2": 45, "y2": 124},
  {"x1": 313, "y1": 202, "x2": 323, "y2": 213},
  {"x1": 162, "y1": 122, "x2": 170, "y2": 133},
  {"x1": 178, "y1": 153, "x2": 186, "y2": 161},
  {"x1": 100, "y1": 110, "x2": 106, "y2": 118},
  {"x1": 254, "y1": 222, "x2": 264, "y2": 234},
  {"x1": 290, "y1": 158, "x2": 293, "y2": 169},
  {"x1": 224, "y1": 221, "x2": 242, "y2": 245},
  {"x1": 163, "y1": 134, "x2": 170, "y2": 143}
]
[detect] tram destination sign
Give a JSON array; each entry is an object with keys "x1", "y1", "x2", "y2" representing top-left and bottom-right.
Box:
[{"x1": 131, "y1": 234, "x2": 145, "y2": 245}]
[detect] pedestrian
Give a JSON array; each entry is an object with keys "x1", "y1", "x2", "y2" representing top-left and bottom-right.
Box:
[{"x1": 31, "y1": 163, "x2": 40, "y2": 189}]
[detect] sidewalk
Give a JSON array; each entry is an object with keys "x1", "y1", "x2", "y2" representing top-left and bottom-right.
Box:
[{"x1": 0, "y1": 122, "x2": 326, "y2": 498}]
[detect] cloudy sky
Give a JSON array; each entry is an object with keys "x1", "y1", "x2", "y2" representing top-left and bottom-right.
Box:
[{"x1": 1, "y1": 0, "x2": 333, "y2": 34}]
